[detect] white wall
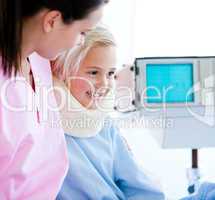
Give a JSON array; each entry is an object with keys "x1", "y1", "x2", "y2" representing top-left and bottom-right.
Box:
[
  {"x1": 103, "y1": 0, "x2": 136, "y2": 66},
  {"x1": 104, "y1": 0, "x2": 215, "y2": 60},
  {"x1": 133, "y1": 0, "x2": 215, "y2": 57}
]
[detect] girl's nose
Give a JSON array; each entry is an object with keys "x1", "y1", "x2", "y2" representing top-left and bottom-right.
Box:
[
  {"x1": 100, "y1": 75, "x2": 109, "y2": 88},
  {"x1": 95, "y1": 75, "x2": 110, "y2": 94}
]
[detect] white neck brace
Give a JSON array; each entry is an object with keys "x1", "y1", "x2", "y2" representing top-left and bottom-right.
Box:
[{"x1": 53, "y1": 77, "x2": 114, "y2": 138}]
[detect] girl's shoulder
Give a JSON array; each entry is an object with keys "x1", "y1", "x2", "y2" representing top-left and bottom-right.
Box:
[
  {"x1": 103, "y1": 117, "x2": 132, "y2": 152},
  {"x1": 102, "y1": 117, "x2": 121, "y2": 139}
]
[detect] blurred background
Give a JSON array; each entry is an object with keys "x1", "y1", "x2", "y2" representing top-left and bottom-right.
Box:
[{"x1": 102, "y1": 0, "x2": 215, "y2": 199}]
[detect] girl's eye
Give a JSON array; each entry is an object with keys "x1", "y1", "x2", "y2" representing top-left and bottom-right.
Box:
[
  {"x1": 88, "y1": 71, "x2": 98, "y2": 76},
  {"x1": 80, "y1": 32, "x2": 86, "y2": 36},
  {"x1": 108, "y1": 71, "x2": 115, "y2": 77}
]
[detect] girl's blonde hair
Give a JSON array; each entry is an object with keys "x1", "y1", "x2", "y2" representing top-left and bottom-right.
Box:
[{"x1": 52, "y1": 26, "x2": 116, "y2": 82}]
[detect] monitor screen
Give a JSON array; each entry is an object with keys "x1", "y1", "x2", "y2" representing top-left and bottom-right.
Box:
[{"x1": 146, "y1": 63, "x2": 194, "y2": 103}]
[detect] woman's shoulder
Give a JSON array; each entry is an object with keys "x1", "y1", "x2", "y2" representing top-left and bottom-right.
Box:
[
  {"x1": 0, "y1": 58, "x2": 10, "y2": 82},
  {"x1": 0, "y1": 56, "x2": 26, "y2": 86}
]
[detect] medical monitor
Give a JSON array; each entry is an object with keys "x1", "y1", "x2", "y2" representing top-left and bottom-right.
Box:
[
  {"x1": 134, "y1": 57, "x2": 215, "y2": 108},
  {"x1": 145, "y1": 63, "x2": 194, "y2": 103}
]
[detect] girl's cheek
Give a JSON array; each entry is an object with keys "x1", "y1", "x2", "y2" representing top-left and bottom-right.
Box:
[{"x1": 71, "y1": 79, "x2": 94, "y2": 94}]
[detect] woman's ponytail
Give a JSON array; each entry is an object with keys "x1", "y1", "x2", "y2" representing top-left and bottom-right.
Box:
[{"x1": 0, "y1": 0, "x2": 22, "y2": 76}]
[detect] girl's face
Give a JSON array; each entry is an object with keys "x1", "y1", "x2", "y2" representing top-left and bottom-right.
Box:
[
  {"x1": 69, "y1": 45, "x2": 117, "y2": 109},
  {"x1": 36, "y1": 7, "x2": 104, "y2": 59}
]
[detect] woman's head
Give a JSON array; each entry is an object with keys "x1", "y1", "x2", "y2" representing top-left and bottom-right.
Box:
[
  {"x1": 30, "y1": 8, "x2": 104, "y2": 61},
  {"x1": 0, "y1": 0, "x2": 108, "y2": 76},
  {"x1": 52, "y1": 26, "x2": 117, "y2": 109}
]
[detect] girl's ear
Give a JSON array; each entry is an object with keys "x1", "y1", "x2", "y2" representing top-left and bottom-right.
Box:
[
  {"x1": 50, "y1": 60, "x2": 58, "y2": 74},
  {"x1": 50, "y1": 60, "x2": 55, "y2": 68}
]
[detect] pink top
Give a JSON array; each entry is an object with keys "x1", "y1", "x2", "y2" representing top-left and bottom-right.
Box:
[{"x1": 0, "y1": 53, "x2": 68, "y2": 200}]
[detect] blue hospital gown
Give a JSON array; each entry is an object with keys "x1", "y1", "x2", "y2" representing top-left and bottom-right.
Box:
[
  {"x1": 57, "y1": 121, "x2": 164, "y2": 200},
  {"x1": 181, "y1": 182, "x2": 215, "y2": 200}
]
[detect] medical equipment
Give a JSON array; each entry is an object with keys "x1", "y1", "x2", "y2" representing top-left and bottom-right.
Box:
[
  {"x1": 134, "y1": 56, "x2": 215, "y2": 148},
  {"x1": 115, "y1": 56, "x2": 215, "y2": 194}
]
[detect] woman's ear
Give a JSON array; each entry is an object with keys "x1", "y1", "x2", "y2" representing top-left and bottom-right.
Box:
[{"x1": 42, "y1": 10, "x2": 62, "y2": 33}]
